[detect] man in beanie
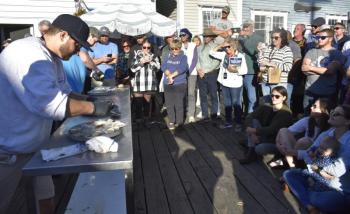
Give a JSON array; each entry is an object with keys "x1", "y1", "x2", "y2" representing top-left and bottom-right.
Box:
[
  {"x1": 306, "y1": 17, "x2": 326, "y2": 51},
  {"x1": 210, "y1": 6, "x2": 234, "y2": 44},
  {"x1": 180, "y1": 28, "x2": 198, "y2": 122},
  {"x1": 0, "y1": 14, "x2": 113, "y2": 213}
]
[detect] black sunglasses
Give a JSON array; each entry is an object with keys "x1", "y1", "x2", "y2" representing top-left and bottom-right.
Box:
[
  {"x1": 179, "y1": 33, "x2": 187, "y2": 37},
  {"x1": 316, "y1": 35, "x2": 331, "y2": 40},
  {"x1": 334, "y1": 27, "x2": 344, "y2": 30},
  {"x1": 223, "y1": 45, "x2": 231, "y2": 49},
  {"x1": 142, "y1": 46, "x2": 151, "y2": 49},
  {"x1": 271, "y1": 94, "x2": 281, "y2": 99}
]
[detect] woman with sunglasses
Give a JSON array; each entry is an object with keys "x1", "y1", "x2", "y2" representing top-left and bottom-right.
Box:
[
  {"x1": 210, "y1": 39, "x2": 247, "y2": 130},
  {"x1": 239, "y1": 86, "x2": 293, "y2": 164},
  {"x1": 161, "y1": 39, "x2": 189, "y2": 130},
  {"x1": 274, "y1": 98, "x2": 330, "y2": 168},
  {"x1": 116, "y1": 39, "x2": 132, "y2": 86},
  {"x1": 130, "y1": 39, "x2": 160, "y2": 122},
  {"x1": 283, "y1": 105, "x2": 350, "y2": 214},
  {"x1": 258, "y1": 28, "x2": 293, "y2": 104}
]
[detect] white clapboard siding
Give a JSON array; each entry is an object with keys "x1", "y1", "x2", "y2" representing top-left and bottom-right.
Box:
[
  {"x1": 184, "y1": 0, "x2": 239, "y2": 35},
  {"x1": 0, "y1": 0, "x2": 155, "y2": 36}
]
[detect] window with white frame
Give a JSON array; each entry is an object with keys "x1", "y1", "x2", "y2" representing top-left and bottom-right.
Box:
[
  {"x1": 251, "y1": 10, "x2": 288, "y2": 43},
  {"x1": 326, "y1": 15, "x2": 347, "y2": 27},
  {"x1": 200, "y1": 7, "x2": 222, "y2": 32}
]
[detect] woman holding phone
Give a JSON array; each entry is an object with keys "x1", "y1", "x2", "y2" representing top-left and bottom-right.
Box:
[{"x1": 131, "y1": 39, "x2": 160, "y2": 122}]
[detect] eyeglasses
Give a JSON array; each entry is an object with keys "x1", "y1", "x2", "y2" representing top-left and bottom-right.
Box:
[
  {"x1": 316, "y1": 35, "x2": 332, "y2": 40},
  {"x1": 271, "y1": 94, "x2": 281, "y2": 99},
  {"x1": 179, "y1": 33, "x2": 187, "y2": 37},
  {"x1": 271, "y1": 36, "x2": 280, "y2": 40},
  {"x1": 142, "y1": 46, "x2": 151, "y2": 50},
  {"x1": 68, "y1": 34, "x2": 81, "y2": 49},
  {"x1": 330, "y1": 109, "x2": 344, "y2": 117},
  {"x1": 334, "y1": 27, "x2": 344, "y2": 30},
  {"x1": 123, "y1": 45, "x2": 130, "y2": 48},
  {"x1": 171, "y1": 47, "x2": 180, "y2": 51},
  {"x1": 223, "y1": 45, "x2": 231, "y2": 49}
]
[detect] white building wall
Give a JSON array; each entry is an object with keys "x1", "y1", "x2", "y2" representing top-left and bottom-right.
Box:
[{"x1": 0, "y1": 0, "x2": 156, "y2": 36}]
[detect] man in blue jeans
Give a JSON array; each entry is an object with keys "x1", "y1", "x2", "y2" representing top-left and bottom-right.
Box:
[{"x1": 238, "y1": 20, "x2": 263, "y2": 113}]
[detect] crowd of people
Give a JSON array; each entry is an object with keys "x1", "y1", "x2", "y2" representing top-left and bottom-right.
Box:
[{"x1": 1, "y1": 7, "x2": 350, "y2": 214}]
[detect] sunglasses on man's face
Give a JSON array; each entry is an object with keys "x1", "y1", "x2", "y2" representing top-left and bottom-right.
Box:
[
  {"x1": 142, "y1": 46, "x2": 151, "y2": 50},
  {"x1": 316, "y1": 35, "x2": 331, "y2": 40}
]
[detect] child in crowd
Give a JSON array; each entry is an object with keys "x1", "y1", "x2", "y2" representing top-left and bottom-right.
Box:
[{"x1": 302, "y1": 136, "x2": 341, "y2": 191}]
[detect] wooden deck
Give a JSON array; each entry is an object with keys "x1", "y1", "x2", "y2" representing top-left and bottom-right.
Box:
[{"x1": 131, "y1": 118, "x2": 303, "y2": 214}]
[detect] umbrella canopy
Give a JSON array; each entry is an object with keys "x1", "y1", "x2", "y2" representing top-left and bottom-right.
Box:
[{"x1": 80, "y1": 3, "x2": 176, "y2": 37}]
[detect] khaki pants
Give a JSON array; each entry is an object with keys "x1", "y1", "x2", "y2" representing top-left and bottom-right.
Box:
[{"x1": 0, "y1": 154, "x2": 55, "y2": 213}]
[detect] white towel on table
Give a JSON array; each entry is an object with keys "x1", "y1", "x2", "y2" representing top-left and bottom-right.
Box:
[{"x1": 86, "y1": 136, "x2": 118, "y2": 153}]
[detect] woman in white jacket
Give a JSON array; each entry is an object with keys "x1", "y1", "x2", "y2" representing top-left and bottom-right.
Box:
[{"x1": 210, "y1": 39, "x2": 248, "y2": 130}]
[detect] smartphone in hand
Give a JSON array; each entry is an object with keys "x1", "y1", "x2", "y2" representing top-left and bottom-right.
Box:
[{"x1": 107, "y1": 53, "x2": 112, "y2": 57}]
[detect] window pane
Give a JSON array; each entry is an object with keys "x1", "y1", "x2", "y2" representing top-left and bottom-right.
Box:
[
  {"x1": 202, "y1": 9, "x2": 221, "y2": 28},
  {"x1": 273, "y1": 16, "x2": 284, "y2": 30}
]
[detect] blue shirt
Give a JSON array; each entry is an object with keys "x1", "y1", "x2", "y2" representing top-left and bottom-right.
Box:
[
  {"x1": 89, "y1": 42, "x2": 119, "y2": 79},
  {"x1": 62, "y1": 53, "x2": 86, "y2": 93}
]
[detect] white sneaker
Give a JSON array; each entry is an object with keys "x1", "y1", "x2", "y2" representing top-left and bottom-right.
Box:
[{"x1": 188, "y1": 116, "x2": 195, "y2": 123}]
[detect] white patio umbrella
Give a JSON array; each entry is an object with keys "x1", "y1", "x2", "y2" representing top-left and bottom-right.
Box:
[{"x1": 80, "y1": 3, "x2": 176, "y2": 37}]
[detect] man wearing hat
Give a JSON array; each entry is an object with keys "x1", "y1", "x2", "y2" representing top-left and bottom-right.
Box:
[
  {"x1": 89, "y1": 26, "x2": 118, "y2": 86},
  {"x1": 333, "y1": 22, "x2": 350, "y2": 51},
  {"x1": 196, "y1": 28, "x2": 221, "y2": 120},
  {"x1": 306, "y1": 17, "x2": 326, "y2": 51},
  {"x1": 0, "y1": 14, "x2": 113, "y2": 213},
  {"x1": 210, "y1": 6, "x2": 234, "y2": 44}
]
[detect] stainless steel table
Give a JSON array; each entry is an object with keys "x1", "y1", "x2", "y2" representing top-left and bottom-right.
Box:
[{"x1": 22, "y1": 87, "x2": 134, "y2": 213}]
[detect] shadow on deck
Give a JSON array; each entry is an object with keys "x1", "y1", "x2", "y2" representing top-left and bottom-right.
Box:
[{"x1": 132, "y1": 114, "x2": 304, "y2": 214}]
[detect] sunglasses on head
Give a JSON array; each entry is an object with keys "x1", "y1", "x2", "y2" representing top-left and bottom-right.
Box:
[
  {"x1": 271, "y1": 94, "x2": 281, "y2": 99},
  {"x1": 171, "y1": 47, "x2": 180, "y2": 51},
  {"x1": 316, "y1": 35, "x2": 331, "y2": 40},
  {"x1": 142, "y1": 46, "x2": 151, "y2": 50},
  {"x1": 271, "y1": 36, "x2": 280, "y2": 40}
]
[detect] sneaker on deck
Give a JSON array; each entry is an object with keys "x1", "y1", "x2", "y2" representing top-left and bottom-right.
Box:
[
  {"x1": 188, "y1": 116, "x2": 195, "y2": 123},
  {"x1": 219, "y1": 123, "x2": 233, "y2": 129}
]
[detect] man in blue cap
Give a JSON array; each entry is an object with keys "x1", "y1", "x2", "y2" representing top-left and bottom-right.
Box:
[{"x1": 0, "y1": 14, "x2": 113, "y2": 213}]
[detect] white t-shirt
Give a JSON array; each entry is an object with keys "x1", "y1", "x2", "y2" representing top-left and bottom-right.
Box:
[
  {"x1": 210, "y1": 50, "x2": 247, "y2": 88},
  {"x1": 0, "y1": 37, "x2": 71, "y2": 153}
]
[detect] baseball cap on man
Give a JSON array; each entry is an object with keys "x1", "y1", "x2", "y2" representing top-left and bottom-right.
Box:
[
  {"x1": 99, "y1": 26, "x2": 110, "y2": 36},
  {"x1": 52, "y1": 14, "x2": 92, "y2": 51},
  {"x1": 222, "y1": 6, "x2": 230, "y2": 14},
  {"x1": 311, "y1": 17, "x2": 326, "y2": 27}
]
